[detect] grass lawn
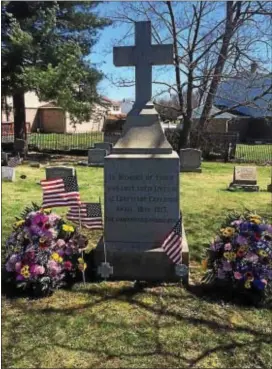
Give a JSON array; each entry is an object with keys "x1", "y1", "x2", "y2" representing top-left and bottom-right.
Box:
[{"x1": 2, "y1": 162, "x2": 272, "y2": 368}]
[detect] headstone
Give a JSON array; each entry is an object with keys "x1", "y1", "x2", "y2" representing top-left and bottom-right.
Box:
[
  {"x1": 229, "y1": 166, "x2": 259, "y2": 191},
  {"x1": 2, "y1": 166, "x2": 15, "y2": 182},
  {"x1": 93, "y1": 21, "x2": 189, "y2": 283},
  {"x1": 1, "y1": 152, "x2": 9, "y2": 166},
  {"x1": 88, "y1": 148, "x2": 107, "y2": 167},
  {"x1": 94, "y1": 142, "x2": 113, "y2": 154},
  {"x1": 180, "y1": 149, "x2": 202, "y2": 173},
  {"x1": 45, "y1": 166, "x2": 75, "y2": 180}
]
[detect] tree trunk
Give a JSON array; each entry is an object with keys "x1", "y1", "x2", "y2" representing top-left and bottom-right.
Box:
[
  {"x1": 178, "y1": 116, "x2": 192, "y2": 149},
  {"x1": 13, "y1": 92, "x2": 27, "y2": 155},
  {"x1": 197, "y1": 2, "x2": 237, "y2": 140}
]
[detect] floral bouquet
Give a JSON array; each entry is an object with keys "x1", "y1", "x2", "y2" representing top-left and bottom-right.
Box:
[
  {"x1": 202, "y1": 211, "x2": 272, "y2": 304},
  {"x1": 3, "y1": 203, "x2": 88, "y2": 297}
]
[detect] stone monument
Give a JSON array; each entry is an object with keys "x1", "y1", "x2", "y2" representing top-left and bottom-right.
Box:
[
  {"x1": 229, "y1": 166, "x2": 259, "y2": 191},
  {"x1": 2, "y1": 166, "x2": 16, "y2": 182},
  {"x1": 180, "y1": 149, "x2": 202, "y2": 172},
  {"x1": 93, "y1": 21, "x2": 189, "y2": 282},
  {"x1": 88, "y1": 148, "x2": 107, "y2": 167},
  {"x1": 46, "y1": 166, "x2": 76, "y2": 180}
]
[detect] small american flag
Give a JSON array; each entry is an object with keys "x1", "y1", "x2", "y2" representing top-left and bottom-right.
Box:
[
  {"x1": 41, "y1": 176, "x2": 80, "y2": 208},
  {"x1": 161, "y1": 217, "x2": 182, "y2": 264},
  {"x1": 8, "y1": 155, "x2": 21, "y2": 167},
  {"x1": 67, "y1": 202, "x2": 103, "y2": 230}
]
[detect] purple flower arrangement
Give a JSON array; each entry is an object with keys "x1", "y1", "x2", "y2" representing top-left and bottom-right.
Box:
[
  {"x1": 4, "y1": 205, "x2": 88, "y2": 297},
  {"x1": 203, "y1": 211, "x2": 272, "y2": 301}
]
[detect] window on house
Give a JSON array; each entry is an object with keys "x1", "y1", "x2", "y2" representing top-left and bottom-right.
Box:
[{"x1": 113, "y1": 106, "x2": 119, "y2": 111}]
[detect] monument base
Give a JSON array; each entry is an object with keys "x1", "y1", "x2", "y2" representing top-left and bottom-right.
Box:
[
  {"x1": 228, "y1": 183, "x2": 259, "y2": 192},
  {"x1": 91, "y1": 224, "x2": 189, "y2": 283},
  {"x1": 180, "y1": 167, "x2": 202, "y2": 173}
]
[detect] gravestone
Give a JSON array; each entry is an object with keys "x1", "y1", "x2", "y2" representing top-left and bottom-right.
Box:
[
  {"x1": 180, "y1": 149, "x2": 202, "y2": 173},
  {"x1": 88, "y1": 148, "x2": 107, "y2": 167},
  {"x1": 2, "y1": 152, "x2": 9, "y2": 166},
  {"x1": 93, "y1": 21, "x2": 189, "y2": 283},
  {"x1": 94, "y1": 142, "x2": 113, "y2": 154},
  {"x1": 2, "y1": 166, "x2": 15, "y2": 182},
  {"x1": 229, "y1": 166, "x2": 259, "y2": 191},
  {"x1": 46, "y1": 166, "x2": 75, "y2": 180}
]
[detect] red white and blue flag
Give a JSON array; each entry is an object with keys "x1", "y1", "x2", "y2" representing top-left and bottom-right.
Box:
[
  {"x1": 161, "y1": 217, "x2": 182, "y2": 264},
  {"x1": 67, "y1": 202, "x2": 103, "y2": 230},
  {"x1": 41, "y1": 176, "x2": 81, "y2": 208}
]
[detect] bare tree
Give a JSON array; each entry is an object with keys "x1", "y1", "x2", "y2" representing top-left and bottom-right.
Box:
[{"x1": 103, "y1": 1, "x2": 272, "y2": 148}]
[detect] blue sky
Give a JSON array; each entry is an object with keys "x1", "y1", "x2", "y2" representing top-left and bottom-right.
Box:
[
  {"x1": 89, "y1": 2, "x2": 271, "y2": 103},
  {"x1": 90, "y1": 2, "x2": 177, "y2": 102}
]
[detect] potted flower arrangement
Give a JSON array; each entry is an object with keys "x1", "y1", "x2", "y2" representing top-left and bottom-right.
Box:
[
  {"x1": 3, "y1": 203, "x2": 88, "y2": 298},
  {"x1": 202, "y1": 211, "x2": 272, "y2": 305}
]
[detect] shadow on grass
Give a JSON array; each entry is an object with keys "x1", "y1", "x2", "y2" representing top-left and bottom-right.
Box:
[{"x1": 3, "y1": 281, "x2": 272, "y2": 368}]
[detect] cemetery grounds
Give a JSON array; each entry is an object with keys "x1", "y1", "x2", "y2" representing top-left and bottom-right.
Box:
[{"x1": 2, "y1": 161, "x2": 272, "y2": 368}]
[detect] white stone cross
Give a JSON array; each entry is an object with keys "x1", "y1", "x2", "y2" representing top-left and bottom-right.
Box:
[
  {"x1": 98, "y1": 262, "x2": 113, "y2": 279},
  {"x1": 113, "y1": 21, "x2": 173, "y2": 106}
]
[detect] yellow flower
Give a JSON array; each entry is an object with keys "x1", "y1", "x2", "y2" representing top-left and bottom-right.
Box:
[
  {"x1": 224, "y1": 252, "x2": 236, "y2": 261},
  {"x1": 202, "y1": 259, "x2": 208, "y2": 271},
  {"x1": 20, "y1": 265, "x2": 30, "y2": 278},
  {"x1": 62, "y1": 224, "x2": 74, "y2": 233},
  {"x1": 239, "y1": 245, "x2": 248, "y2": 252},
  {"x1": 43, "y1": 208, "x2": 52, "y2": 214},
  {"x1": 78, "y1": 262, "x2": 87, "y2": 271},
  {"x1": 51, "y1": 252, "x2": 63, "y2": 263},
  {"x1": 78, "y1": 257, "x2": 84, "y2": 264},
  {"x1": 15, "y1": 220, "x2": 25, "y2": 228},
  {"x1": 258, "y1": 250, "x2": 268, "y2": 257},
  {"x1": 244, "y1": 280, "x2": 251, "y2": 289},
  {"x1": 221, "y1": 227, "x2": 235, "y2": 237}
]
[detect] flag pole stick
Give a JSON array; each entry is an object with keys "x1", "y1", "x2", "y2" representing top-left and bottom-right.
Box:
[
  {"x1": 78, "y1": 204, "x2": 86, "y2": 285},
  {"x1": 99, "y1": 196, "x2": 107, "y2": 264}
]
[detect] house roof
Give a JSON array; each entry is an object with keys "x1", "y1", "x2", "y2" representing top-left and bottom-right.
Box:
[
  {"x1": 101, "y1": 96, "x2": 121, "y2": 106},
  {"x1": 190, "y1": 104, "x2": 238, "y2": 120},
  {"x1": 214, "y1": 72, "x2": 272, "y2": 117},
  {"x1": 177, "y1": 104, "x2": 239, "y2": 120}
]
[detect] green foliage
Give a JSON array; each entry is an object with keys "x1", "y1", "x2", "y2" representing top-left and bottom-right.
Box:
[{"x1": 1, "y1": 1, "x2": 111, "y2": 123}]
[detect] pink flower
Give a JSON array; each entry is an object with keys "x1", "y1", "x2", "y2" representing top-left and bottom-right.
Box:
[
  {"x1": 261, "y1": 279, "x2": 267, "y2": 285},
  {"x1": 48, "y1": 260, "x2": 61, "y2": 276},
  {"x1": 231, "y1": 220, "x2": 243, "y2": 226},
  {"x1": 32, "y1": 213, "x2": 49, "y2": 226},
  {"x1": 236, "y1": 235, "x2": 247, "y2": 245},
  {"x1": 30, "y1": 264, "x2": 45, "y2": 276},
  {"x1": 267, "y1": 225, "x2": 272, "y2": 234},
  {"x1": 222, "y1": 260, "x2": 232, "y2": 271},
  {"x1": 244, "y1": 252, "x2": 259, "y2": 263},
  {"x1": 56, "y1": 239, "x2": 66, "y2": 247},
  {"x1": 217, "y1": 269, "x2": 226, "y2": 279},
  {"x1": 234, "y1": 271, "x2": 243, "y2": 279},
  {"x1": 15, "y1": 262, "x2": 22, "y2": 273},
  {"x1": 5, "y1": 254, "x2": 18, "y2": 272},
  {"x1": 224, "y1": 243, "x2": 232, "y2": 251},
  {"x1": 63, "y1": 261, "x2": 73, "y2": 271}
]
